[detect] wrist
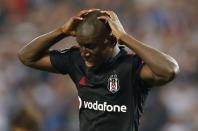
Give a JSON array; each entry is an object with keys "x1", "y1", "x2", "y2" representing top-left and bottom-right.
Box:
[
  {"x1": 118, "y1": 33, "x2": 129, "y2": 44},
  {"x1": 119, "y1": 33, "x2": 138, "y2": 47},
  {"x1": 59, "y1": 27, "x2": 70, "y2": 37},
  {"x1": 50, "y1": 28, "x2": 68, "y2": 41}
]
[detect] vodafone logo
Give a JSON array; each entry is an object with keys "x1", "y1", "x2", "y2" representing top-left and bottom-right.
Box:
[
  {"x1": 78, "y1": 96, "x2": 82, "y2": 109},
  {"x1": 78, "y1": 97, "x2": 127, "y2": 113}
]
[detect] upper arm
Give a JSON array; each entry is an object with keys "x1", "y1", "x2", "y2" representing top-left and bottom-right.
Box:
[
  {"x1": 19, "y1": 51, "x2": 59, "y2": 73},
  {"x1": 18, "y1": 48, "x2": 75, "y2": 74},
  {"x1": 140, "y1": 64, "x2": 170, "y2": 86}
]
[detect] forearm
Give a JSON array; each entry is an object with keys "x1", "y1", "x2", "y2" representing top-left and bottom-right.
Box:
[
  {"x1": 18, "y1": 28, "x2": 66, "y2": 62},
  {"x1": 120, "y1": 34, "x2": 179, "y2": 80}
]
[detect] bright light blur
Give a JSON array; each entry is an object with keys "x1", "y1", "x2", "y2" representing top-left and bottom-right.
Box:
[{"x1": 0, "y1": 0, "x2": 198, "y2": 131}]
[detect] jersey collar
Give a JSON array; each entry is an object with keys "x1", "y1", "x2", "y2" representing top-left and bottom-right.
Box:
[{"x1": 87, "y1": 46, "x2": 127, "y2": 73}]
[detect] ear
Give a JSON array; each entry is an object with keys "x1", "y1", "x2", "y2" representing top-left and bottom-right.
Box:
[{"x1": 109, "y1": 36, "x2": 117, "y2": 47}]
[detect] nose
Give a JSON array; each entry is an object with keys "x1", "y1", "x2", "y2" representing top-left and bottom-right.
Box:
[
  {"x1": 85, "y1": 52, "x2": 90, "y2": 57},
  {"x1": 81, "y1": 47, "x2": 91, "y2": 58}
]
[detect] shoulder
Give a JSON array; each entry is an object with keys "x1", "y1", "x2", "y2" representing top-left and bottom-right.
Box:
[
  {"x1": 49, "y1": 45, "x2": 82, "y2": 64},
  {"x1": 59, "y1": 45, "x2": 80, "y2": 54},
  {"x1": 49, "y1": 45, "x2": 82, "y2": 74},
  {"x1": 126, "y1": 52, "x2": 143, "y2": 64},
  {"x1": 50, "y1": 45, "x2": 80, "y2": 58},
  {"x1": 123, "y1": 52, "x2": 142, "y2": 65},
  {"x1": 116, "y1": 46, "x2": 142, "y2": 66}
]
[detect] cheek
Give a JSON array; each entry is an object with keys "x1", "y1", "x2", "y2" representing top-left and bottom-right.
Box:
[
  {"x1": 80, "y1": 46, "x2": 112, "y2": 60},
  {"x1": 102, "y1": 47, "x2": 112, "y2": 57}
]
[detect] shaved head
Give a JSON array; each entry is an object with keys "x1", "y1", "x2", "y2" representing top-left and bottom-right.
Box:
[
  {"x1": 76, "y1": 10, "x2": 117, "y2": 68},
  {"x1": 76, "y1": 10, "x2": 111, "y2": 42}
]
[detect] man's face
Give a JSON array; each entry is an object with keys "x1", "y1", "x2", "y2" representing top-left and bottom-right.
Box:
[{"x1": 76, "y1": 33, "x2": 113, "y2": 68}]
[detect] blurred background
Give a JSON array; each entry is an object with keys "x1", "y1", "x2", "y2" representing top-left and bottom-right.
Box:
[{"x1": 0, "y1": 0, "x2": 198, "y2": 131}]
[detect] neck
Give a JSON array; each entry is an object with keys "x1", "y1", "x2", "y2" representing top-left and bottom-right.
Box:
[{"x1": 112, "y1": 45, "x2": 120, "y2": 58}]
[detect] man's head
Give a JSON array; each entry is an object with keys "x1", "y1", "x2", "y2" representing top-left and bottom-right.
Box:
[{"x1": 76, "y1": 10, "x2": 117, "y2": 68}]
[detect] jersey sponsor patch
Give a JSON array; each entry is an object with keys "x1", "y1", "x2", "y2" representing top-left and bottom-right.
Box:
[
  {"x1": 108, "y1": 74, "x2": 120, "y2": 93},
  {"x1": 78, "y1": 97, "x2": 127, "y2": 112}
]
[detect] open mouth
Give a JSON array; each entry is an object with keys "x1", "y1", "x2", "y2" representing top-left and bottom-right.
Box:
[{"x1": 85, "y1": 61, "x2": 95, "y2": 67}]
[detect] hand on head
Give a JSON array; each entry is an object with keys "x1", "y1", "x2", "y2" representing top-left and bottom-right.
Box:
[
  {"x1": 98, "y1": 10, "x2": 126, "y2": 40},
  {"x1": 61, "y1": 9, "x2": 101, "y2": 36},
  {"x1": 61, "y1": 9, "x2": 126, "y2": 41}
]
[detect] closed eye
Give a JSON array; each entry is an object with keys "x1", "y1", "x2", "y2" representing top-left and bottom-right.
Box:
[{"x1": 83, "y1": 44, "x2": 97, "y2": 50}]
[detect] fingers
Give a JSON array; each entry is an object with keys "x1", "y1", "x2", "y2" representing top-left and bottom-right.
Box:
[
  {"x1": 97, "y1": 15, "x2": 114, "y2": 29},
  {"x1": 97, "y1": 15, "x2": 110, "y2": 21},
  {"x1": 100, "y1": 10, "x2": 111, "y2": 16},
  {"x1": 69, "y1": 16, "x2": 83, "y2": 26},
  {"x1": 97, "y1": 15, "x2": 114, "y2": 25},
  {"x1": 88, "y1": 8, "x2": 100, "y2": 12},
  {"x1": 73, "y1": 16, "x2": 83, "y2": 21},
  {"x1": 100, "y1": 10, "x2": 118, "y2": 20},
  {"x1": 71, "y1": 16, "x2": 84, "y2": 27},
  {"x1": 77, "y1": 10, "x2": 89, "y2": 17},
  {"x1": 75, "y1": 9, "x2": 117, "y2": 24},
  {"x1": 77, "y1": 8, "x2": 101, "y2": 18},
  {"x1": 101, "y1": 11, "x2": 114, "y2": 17}
]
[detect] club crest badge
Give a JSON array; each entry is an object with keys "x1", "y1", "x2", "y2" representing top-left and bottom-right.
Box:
[{"x1": 107, "y1": 74, "x2": 120, "y2": 93}]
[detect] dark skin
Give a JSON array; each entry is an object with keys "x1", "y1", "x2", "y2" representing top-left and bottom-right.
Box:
[
  {"x1": 18, "y1": 9, "x2": 179, "y2": 87},
  {"x1": 76, "y1": 25, "x2": 116, "y2": 67}
]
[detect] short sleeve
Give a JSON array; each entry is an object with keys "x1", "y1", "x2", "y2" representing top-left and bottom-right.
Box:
[
  {"x1": 49, "y1": 49, "x2": 71, "y2": 75},
  {"x1": 131, "y1": 55, "x2": 152, "y2": 131},
  {"x1": 132, "y1": 55, "x2": 152, "y2": 93}
]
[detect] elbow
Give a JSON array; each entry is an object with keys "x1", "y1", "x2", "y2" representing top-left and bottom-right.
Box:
[
  {"x1": 17, "y1": 50, "x2": 34, "y2": 66},
  {"x1": 17, "y1": 50, "x2": 27, "y2": 65},
  {"x1": 165, "y1": 63, "x2": 180, "y2": 82}
]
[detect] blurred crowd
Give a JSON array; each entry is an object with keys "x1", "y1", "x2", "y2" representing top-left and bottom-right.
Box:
[{"x1": 0, "y1": 0, "x2": 198, "y2": 131}]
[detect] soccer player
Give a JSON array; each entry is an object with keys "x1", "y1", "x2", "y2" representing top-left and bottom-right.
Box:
[{"x1": 18, "y1": 9, "x2": 179, "y2": 131}]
